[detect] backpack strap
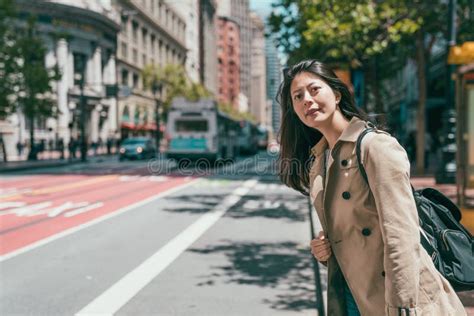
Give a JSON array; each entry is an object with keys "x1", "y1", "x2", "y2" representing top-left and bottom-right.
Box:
[
  {"x1": 356, "y1": 126, "x2": 416, "y2": 195},
  {"x1": 355, "y1": 126, "x2": 376, "y2": 184},
  {"x1": 355, "y1": 127, "x2": 434, "y2": 257}
]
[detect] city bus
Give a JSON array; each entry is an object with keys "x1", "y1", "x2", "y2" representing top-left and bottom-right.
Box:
[
  {"x1": 166, "y1": 98, "x2": 240, "y2": 163},
  {"x1": 237, "y1": 120, "x2": 259, "y2": 155}
]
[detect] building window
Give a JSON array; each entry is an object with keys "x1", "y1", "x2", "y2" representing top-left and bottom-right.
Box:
[
  {"x1": 150, "y1": 34, "x2": 156, "y2": 55},
  {"x1": 73, "y1": 52, "x2": 87, "y2": 86},
  {"x1": 121, "y1": 15, "x2": 128, "y2": 35},
  {"x1": 133, "y1": 49, "x2": 138, "y2": 64},
  {"x1": 132, "y1": 21, "x2": 139, "y2": 43},
  {"x1": 121, "y1": 69, "x2": 129, "y2": 85},
  {"x1": 142, "y1": 53, "x2": 147, "y2": 66},
  {"x1": 121, "y1": 42, "x2": 127, "y2": 59},
  {"x1": 133, "y1": 73, "x2": 139, "y2": 89},
  {"x1": 142, "y1": 28, "x2": 147, "y2": 48}
]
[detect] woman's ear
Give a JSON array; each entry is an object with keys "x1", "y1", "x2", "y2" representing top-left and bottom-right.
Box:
[{"x1": 335, "y1": 91, "x2": 342, "y2": 105}]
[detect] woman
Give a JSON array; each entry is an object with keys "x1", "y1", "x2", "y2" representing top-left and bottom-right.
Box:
[{"x1": 277, "y1": 59, "x2": 465, "y2": 315}]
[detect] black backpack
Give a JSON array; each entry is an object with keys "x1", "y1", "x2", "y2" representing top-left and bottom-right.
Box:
[{"x1": 356, "y1": 127, "x2": 474, "y2": 291}]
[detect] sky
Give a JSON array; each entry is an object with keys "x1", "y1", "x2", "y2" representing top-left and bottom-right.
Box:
[{"x1": 250, "y1": 0, "x2": 275, "y2": 20}]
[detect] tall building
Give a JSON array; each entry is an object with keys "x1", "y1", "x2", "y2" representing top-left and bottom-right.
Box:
[
  {"x1": 166, "y1": 0, "x2": 200, "y2": 83},
  {"x1": 217, "y1": 0, "x2": 251, "y2": 109},
  {"x1": 199, "y1": 0, "x2": 218, "y2": 95},
  {"x1": 113, "y1": 0, "x2": 186, "y2": 140},
  {"x1": 265, "y1": 33, "x2": 282, "y2": 137},
  {"x1": 1, "y1": 0, "x2": 120, "y2": 160},
  {"x1": 166, "y1": 0, "x2": 218, "y2": 96},
  {"x1": 249, "y1": 12, "x2": 267, "y2": 127},
  {"x1": 216, "y1": 16, "x2": 240, "y2": 110}
]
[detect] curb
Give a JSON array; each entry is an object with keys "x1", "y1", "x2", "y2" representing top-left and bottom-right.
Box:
[{"x1": 0, "y1": 160, "x2": 82, "y2": 173}]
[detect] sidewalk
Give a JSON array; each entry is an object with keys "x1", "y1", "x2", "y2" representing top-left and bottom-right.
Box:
[{"x1": 0, "y1": 153, "x2": 115, "y2": 173}]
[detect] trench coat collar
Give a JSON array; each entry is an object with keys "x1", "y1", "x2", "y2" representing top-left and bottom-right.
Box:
[{"x1": 310, "y1": 117, "x2": 367, "y2": 157}]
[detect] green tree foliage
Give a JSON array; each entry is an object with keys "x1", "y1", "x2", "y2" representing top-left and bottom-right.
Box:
[
  {"x1": 269, "y1": 0, "x2": 472, "y2": 174},
  {"x1": 142, "y1": 63, "x2": 212, "y2": 115},
  {"x1": 17, "y1": 17, "x2": 61, "y2": 160},
  {"x1": 269, "y1": 0, "x2": 419, "y2": 66},
  {"x1": 0, "y1": 2, "x2": 60, "y2": 160},
  {"x1": 0, "y1": 0, "x2": 20, "y2": 119},
  {"x1": 268, "y1": 0, "x2": 421, "y2": 114},
  {"x1": 217, "y1": 101, "x2": 256, "y2": 123}
]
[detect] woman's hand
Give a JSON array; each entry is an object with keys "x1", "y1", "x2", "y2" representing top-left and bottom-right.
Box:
[{"x1": 310, "y1": 231, "x2": 332, "y2": 263}]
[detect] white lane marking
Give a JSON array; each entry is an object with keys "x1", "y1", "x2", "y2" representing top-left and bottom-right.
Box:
[
  {"x1": 75, "y1": 178, "x2": 258, "y2": 316},
  {"x1": 0, "y1": 202, "x2": 26, "y2": 210},
  {"x1": 12, "y1": 202, "x2": 52, "y2": 216},
  {"x1": 47, "y1": 202, "x2": 88, "y2": 218},
  {"x1": 64, "y1": 202, "x2": 104, "y2": 217},
  {"x1": 0, "y1": 178, "x2": 202, "y2": 263}
]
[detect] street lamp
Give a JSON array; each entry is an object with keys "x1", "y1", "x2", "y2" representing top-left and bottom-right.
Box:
[
  {"x1": 152, "y1": 80, "x2": 162, "y2": 153},
  {"x1": 74, "y1": 54, "x2": 88, "y2": 162}
]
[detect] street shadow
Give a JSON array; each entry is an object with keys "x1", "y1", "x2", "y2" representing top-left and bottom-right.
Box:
[
  {"x1": 189, "y1": 240, "x2": 326, "y2": 312},
  {"x1": 162, "y1": 192, "x2": 308, "y2": 223},
  {"x1": 226, "y1": 194, "x2": 307, "y2": 222},
  {"x1": 161, "y1": 194, "x2": 222, "y2": 214}
]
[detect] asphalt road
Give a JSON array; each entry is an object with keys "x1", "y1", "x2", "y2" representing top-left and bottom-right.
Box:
[{"x1": 0, "y1": 153, "x2": 325, "y2": 316}]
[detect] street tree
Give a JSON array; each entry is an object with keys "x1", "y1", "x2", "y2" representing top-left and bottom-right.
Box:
[
  {"x1": 268, "y1": 0, "x2": 419, "y2": 114},
  {"x1": 0, "y1": 0, "x2": 20, "y2": 161},
  {"x1": 142, "y1": 63, "x2": 211, "y2": 116},
  {"x1": 268, "y1": 0, "x2": 472, "y2": 174},
  {"x1": 15, "y1": 16, "x2": 61, "y2": 160},
  {"x1": 217, "y1": 101, "x2": 256, "y2": 123}
]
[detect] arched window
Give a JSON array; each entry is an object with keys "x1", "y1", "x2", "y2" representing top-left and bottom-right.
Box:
[
  {"x1": 134, "y1": 108, "x2": 140, "y2": 125},
  {"x1": 122, "y1": 106, "x2": 130, "y2": 122}
]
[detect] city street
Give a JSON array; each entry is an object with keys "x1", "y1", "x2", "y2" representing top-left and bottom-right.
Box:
[{"x1": 0, "y1": 153, "x2": 321, "y2": 315}]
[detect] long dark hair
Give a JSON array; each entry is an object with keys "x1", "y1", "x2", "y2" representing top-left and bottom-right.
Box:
[{"x1": 277, "y1": 59, "x2": 369, "y2": 195}]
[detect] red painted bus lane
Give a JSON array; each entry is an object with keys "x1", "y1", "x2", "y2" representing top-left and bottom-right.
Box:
[{"x1": 0, "y1": 176, "x2": 197, "y2": 256}]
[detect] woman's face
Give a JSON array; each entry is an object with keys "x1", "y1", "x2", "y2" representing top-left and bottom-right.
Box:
[{"x1": 290, "y1": 71, "x2": 341, "y2": 129}]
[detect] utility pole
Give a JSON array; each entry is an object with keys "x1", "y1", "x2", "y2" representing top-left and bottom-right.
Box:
[
  {"x1": 436, "y1": 0, "x2": 457, "y2": 184},
  {"x1": 447, "y1": 0, "x2": 457, "y2": 110},
  {"x1": 78, "y1": 56, "x2": 87, "y2": 162},
  {"x1": 152, "y1": 81, "x2": 162, "y2": 153}
]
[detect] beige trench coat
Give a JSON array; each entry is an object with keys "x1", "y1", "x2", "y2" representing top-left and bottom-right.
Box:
[{"x1": 309, "y1": 117, "x2": 466, "y2": 316}]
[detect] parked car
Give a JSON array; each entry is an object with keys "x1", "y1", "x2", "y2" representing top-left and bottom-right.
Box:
[{"x1": 119, "y1": 137, "x2": 157, "y2": 161}]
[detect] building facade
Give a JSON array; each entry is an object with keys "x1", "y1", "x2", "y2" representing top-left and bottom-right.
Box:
[
  {"x1": 249, "y1": 12, "x2": 267, "y2": 127},
  {"x1": 165, "y1": 0, "x2": 218, "y2": 96},
  {"x1": 216, "y1": 16, "x2": 240, "y2": 110},
  {"x1": 114, "y1": 0, "x2": 186, "y2": 140},
  {"x1": 1, "y1": 0, "x2": 120, "y2": 160},
  {"x1": 166, "y1": 0, "x2": 200, "y2": 83},
  {"x1": 199, "y1": 0, "x2": 218, "y2": 95},
  {"x1": 217, "y1": 0, "x2": 251, "y2": 110},
  {"x1": 265, "y1": 32, "x2": 282, "y2": 138}
]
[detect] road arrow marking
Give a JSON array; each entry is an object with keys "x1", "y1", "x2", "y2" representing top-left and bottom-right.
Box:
[{"x1": 0, "y1": 178, "x2": 201, "y2": 263}]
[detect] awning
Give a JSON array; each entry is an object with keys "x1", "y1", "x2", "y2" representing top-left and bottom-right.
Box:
[{"x1": 120, "y1": 122, "x2": 135, "y2": 129}]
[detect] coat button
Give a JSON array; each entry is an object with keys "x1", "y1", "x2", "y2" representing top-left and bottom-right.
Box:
[
  {"x1": 362, "y1": 228, "x2": 371, "y2": 236},
  {"x1": 341, "y1": 159, "x2": 348, "y2": 167},
  {"x1": 381, "y1": 271, "x2": 385, "y2": 277},
  {"x1": 342, "y1": 191, "x2": 351, "y2": 200}
]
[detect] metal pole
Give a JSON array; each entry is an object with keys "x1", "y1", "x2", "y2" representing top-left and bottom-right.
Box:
[
  {"x1": 447, "y1": 0, "x2": 457, "y2": 111},
  {"x1": 80, "y1": 71, "x2": 87, "y2": 162},
  {"x1": 156, "y1": 98, "x2": 161, "y2": 153},
  {"x1": 307, "y1": 196, "x2": 325, "y2": 316}
]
